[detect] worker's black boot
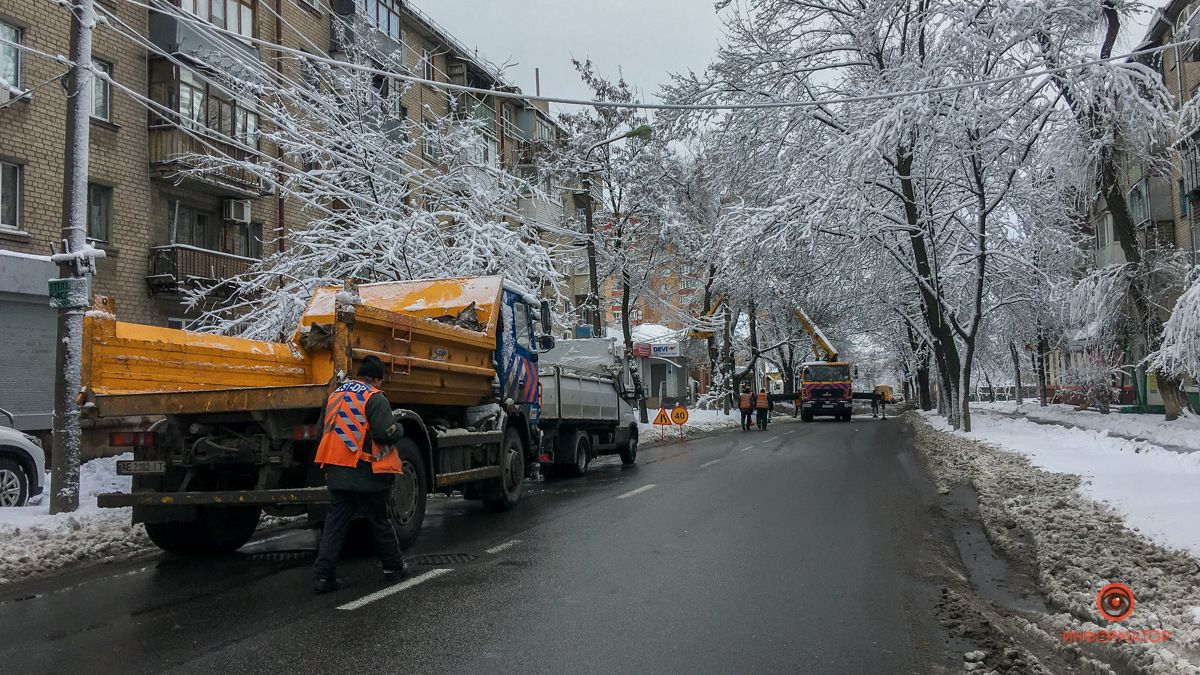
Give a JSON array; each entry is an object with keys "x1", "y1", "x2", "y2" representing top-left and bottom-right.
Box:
[
  {"x1": 383, "y1": 562, "x2": 409, "y2": 582},
  {"x1": 313, "y1": 575, "x2": 340, "y2": 594}
]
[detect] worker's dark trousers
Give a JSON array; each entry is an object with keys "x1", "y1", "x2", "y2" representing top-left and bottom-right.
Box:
[
  {"x1": 740, "y1": 410, "x2": 753, "y2": 430},
  {"x1": 314, "y1": 489, "x2": 404, "y2": 579},
  {"x1": 756, "y1": 410, "x2": 769, "y2": 430}
]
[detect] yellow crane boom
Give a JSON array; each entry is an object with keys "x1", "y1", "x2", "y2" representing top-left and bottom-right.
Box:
[{"x1": 792, "y1": 307, "x2": 839, "y2": 362}]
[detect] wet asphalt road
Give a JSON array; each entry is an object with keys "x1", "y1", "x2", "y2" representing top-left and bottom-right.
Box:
[{"x1": 0, "y1": 415, "x2": 955, "y2": 674}]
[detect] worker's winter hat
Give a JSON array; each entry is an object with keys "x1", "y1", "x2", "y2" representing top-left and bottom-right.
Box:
[{"x1": 357, "y1": 355, "x2": 386, "y2": 381}]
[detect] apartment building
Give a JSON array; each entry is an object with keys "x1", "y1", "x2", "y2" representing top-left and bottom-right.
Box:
[{"x1": 0, "y1": 0, "x2": 575, "y2": 431}]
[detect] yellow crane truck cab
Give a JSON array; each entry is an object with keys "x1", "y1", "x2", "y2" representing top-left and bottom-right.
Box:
[{"x1": 83, "y1": 275, "x2": 553, "y2": 554}]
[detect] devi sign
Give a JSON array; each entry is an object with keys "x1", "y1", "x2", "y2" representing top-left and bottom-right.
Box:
[{"x1": 651, "y1": 343, "x2": 680, "y2": 358}]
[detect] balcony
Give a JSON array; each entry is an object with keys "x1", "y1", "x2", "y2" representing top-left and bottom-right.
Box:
[
  {"x1": 148, "y1": 11, "x2": 261, "y2": 87},
  {"x1": 149, "y1": 125, "x2": 264, "y2": 197},
  {"x1": 146, "y1": 244, "x2": 256, "y2": 298}
]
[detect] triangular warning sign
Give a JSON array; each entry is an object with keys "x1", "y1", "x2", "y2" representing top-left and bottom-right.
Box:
[{"x1": 653, "y1": 408, "x2": 672, "y2": 425}]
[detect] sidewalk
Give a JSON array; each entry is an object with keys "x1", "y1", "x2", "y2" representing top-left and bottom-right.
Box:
[{"x1": 972, "y1": 401, "x2": 1200, "y2": 454}]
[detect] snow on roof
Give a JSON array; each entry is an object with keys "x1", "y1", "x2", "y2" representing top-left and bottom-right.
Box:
[{"x1": 631, "y1": 323, "x2": 680, "y2": 343}]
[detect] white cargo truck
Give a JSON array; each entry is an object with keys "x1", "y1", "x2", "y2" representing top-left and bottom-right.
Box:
[{"x1": 537, "y1": 338, "x2": 639, "y2": 477}]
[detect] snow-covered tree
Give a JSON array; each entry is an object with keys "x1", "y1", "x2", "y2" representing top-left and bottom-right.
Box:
[{"x1": 178, "y1": 19, "x2": 558, "y2": 340}]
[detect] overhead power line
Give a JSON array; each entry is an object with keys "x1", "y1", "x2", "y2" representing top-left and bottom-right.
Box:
[{"x1": 114, "y1": 0, "x2": 1200, "y2": 111}]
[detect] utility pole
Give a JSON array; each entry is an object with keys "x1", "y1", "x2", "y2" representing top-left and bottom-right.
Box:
[
  {"x1": 49, "y1": 0, "x2": 98, "y2": 514},
  {"x1": 581, "y1": 178, "x2": 603, "y2": 337}
]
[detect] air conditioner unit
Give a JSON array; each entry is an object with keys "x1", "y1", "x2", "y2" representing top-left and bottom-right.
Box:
[{"x1": 223, "y1": 199, "x2": 252, "y2": 224}]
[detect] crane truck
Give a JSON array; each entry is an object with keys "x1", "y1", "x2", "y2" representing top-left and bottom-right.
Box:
[
  {"x1": 791, "y1": 308, "x2": 855, "y2": 422},
  {"x1": 84, "y1": 276, "x2": 554, "y2": 554}
]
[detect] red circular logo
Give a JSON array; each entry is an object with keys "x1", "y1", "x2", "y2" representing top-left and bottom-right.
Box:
[{"x1": 1096, "y1": 583, "x2": 1135, "y2": 622}]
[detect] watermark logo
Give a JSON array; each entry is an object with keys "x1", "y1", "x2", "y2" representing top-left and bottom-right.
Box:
[
  {"x1": 1061, "y1": 583, "x2": 1172, "y2": 644},
  {"x1": 1096, "y1": 583, "x2": 1135, "y2": 622}
]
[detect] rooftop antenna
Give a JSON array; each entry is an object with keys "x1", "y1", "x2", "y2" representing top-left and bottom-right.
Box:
[{"x1": 535, "y1": 67, "x2": 541, "y2": 96}]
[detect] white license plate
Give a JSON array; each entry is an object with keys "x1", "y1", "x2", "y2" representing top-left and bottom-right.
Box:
[{"x1": 117, "y1": 460, "x2": 166, "y2": 475}]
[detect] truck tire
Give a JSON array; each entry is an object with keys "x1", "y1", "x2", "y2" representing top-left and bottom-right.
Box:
[
  {"x1": 618, "y1": 425, "x2": 638, "y2": 465},
  {"x1": 144, "y1": 506, "x2": 260, "y2": 554},
  {"x1": 483, "y1": 428, "x2": 524, "y2": 513},
  {"x1": 801, "y1": 411, "x2": 813, "y2": 423},
  {"x1": 198, "y1": 506, "x2": 261, "y2": 552},
  {"x1": 568, "y1": 431, "x2": 591, "y2": 477},
  {"x1": 387, "y1": 438, "x2": 427, "y2": 549},
  {"x1": 144, "y1": 520, "x2": 203, "y2": 554}
]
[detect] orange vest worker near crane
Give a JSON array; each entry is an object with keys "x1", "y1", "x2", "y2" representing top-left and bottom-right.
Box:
[
  {"x1": 739, "y1": 388, "x2": 754, "y2": 431},
  {"x1": 312, "y1": 355, "x2": 407, "y2": 594}
]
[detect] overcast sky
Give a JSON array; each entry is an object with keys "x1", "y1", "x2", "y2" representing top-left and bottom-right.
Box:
[
  {"x1": 408, "y1": 0, "x2": 725, "y2": 109},
  {"x1": 410, "y1": 1, "x2": 1169, "y2": 113}
]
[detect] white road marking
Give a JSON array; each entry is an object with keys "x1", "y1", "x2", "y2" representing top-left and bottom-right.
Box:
[
  {"x1": 336, "y1": 568, "x2": 453, "y2": 611},
  {"x1": 616, "y1": 483, "x2": 659, "y2": 499},
  {"x1": 739, "y1": 445, "x2": 756, "y2": 452},
  {"x1": 241, "y1": 533, "x2": 292, "y2": 548},
  {"x1": 485, "y1": 539, "x2": 523, "y2": 554},
  {"x1": 700, "y1": 459, "x2": 722, "y2": 468}
]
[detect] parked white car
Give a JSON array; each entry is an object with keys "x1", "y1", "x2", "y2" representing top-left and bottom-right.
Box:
[{"x1": 0, "y1": 408, "x2": 46, "y2": 506}]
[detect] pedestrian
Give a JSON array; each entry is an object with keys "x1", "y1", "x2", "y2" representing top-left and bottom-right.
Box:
[
  {"x1": 875, "y1": 384, "x2": 893, "y2": 421},
  {"x1": 756, "y1": 387, "x2": 771, "y2": 430},
  {"x1": 312, "y1": 355, "x2": 408, "y2": 594},
  {"x1": 738, "y1": 386, "x2": 753, "y2": 431}
]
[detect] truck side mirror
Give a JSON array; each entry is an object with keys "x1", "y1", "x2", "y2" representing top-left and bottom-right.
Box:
[
  {"x1": 538, "y1": 334, "x2": 556, "y2": 352},
  {"x1": 540, "y1": 299, "x2": 552, "y2": 334}
]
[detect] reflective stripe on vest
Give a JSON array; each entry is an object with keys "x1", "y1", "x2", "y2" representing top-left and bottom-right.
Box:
[
  {"x1": 756, "y1": 394, "x2": 770, "y2": 409},
  {"x1": 314, "y1": 380, "x2": 402, "y2": 475}
]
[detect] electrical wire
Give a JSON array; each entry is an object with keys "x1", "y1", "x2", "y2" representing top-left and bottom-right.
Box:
[{"x1": 114, "y1": 0, "x2": 1200, "y2": 111}]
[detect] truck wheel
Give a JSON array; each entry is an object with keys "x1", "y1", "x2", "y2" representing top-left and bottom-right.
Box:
[
  {"x1": 144, "y1": 520, "x2": 204, "y2": 554},
  {"x1": 619, "y1": 425, "x2": 638, "y2": 465},
  {"x1": 483, "y1": 428, "x2": 524, "y2": 513},
  {"x1": 801, "y1": 412, "x2": 813, "y2": 423},
  {"x1": 198, "y1": 506, "x2": 261, "y2": 552},
  {"x1": 569, "y1": 431, "x2": 591, "y2": 477},
  {"x1": 387, "y1": 438, "x2": 427, "y2": 550}
]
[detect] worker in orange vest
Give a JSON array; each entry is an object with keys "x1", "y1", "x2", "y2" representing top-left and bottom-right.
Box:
[
  {"x1": 738, "y1": 386, "x2": 754, "y2": 431},
  {"x1": 755, "y1": 387, "x2": 771, "y2": 430},
  {"x1": 312, "y1": 355, "x2": 407, "y2": 594}
]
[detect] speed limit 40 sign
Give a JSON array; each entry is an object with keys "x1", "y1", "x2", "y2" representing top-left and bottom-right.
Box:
[{"x1": 670, "y1": 405, "x2": 689, "y2": 425}]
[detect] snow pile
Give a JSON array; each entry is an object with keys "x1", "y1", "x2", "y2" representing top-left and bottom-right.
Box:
[
  {"x1": 638, "y1": 407, "x2": 746, "y2": 440},
  {"x1": 911, "y1": 414, "x2": 1200, "y2": 673},
  {"x1": 975, "y1": 401, "x2": 1200, "y2": 452},
  {"x1": 0, "y1": 454, "x2": 150, "y2": 585}
]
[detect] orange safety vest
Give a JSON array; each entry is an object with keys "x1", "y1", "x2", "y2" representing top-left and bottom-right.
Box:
[
  {"x1": 314, "y1": 380, "x2": 402, "y2": 474},
  {"x1": 739, "y1": 393, "x2": 752, "y2": 410},
  {"x1": 756, "y1": 393, "x2": 770, "y2": 410}
]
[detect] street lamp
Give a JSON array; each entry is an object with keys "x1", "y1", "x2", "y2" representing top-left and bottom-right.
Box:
[{"x1": 578, "y1": 125, "x2": 653, "y2": 337}]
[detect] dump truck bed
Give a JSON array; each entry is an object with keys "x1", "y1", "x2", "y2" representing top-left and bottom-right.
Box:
[{"x1": 82, "y1": 276, "x2": 508, "y2": 418}]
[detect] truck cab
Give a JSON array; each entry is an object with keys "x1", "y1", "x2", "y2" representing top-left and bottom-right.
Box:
[{"x1": 798, "y1": 361, "x2": 853, "y2": 422}]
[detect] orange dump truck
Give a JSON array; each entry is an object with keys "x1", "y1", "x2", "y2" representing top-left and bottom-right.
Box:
[{"x1": 85, "y1": 276, "x2": 552, "y2": 553}]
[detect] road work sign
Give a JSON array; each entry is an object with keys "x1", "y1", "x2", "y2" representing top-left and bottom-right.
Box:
[
  {"x1": 653, "y1": 408, "x2": 672, "y2": 426},
  {"x1": 670, "y1": 406, "x2": 689, "y2": 425}
]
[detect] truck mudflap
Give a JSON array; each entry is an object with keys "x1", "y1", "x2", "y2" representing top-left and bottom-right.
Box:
[{"x1": 97, "y1": 487, "x2": 331, "y2": 508}]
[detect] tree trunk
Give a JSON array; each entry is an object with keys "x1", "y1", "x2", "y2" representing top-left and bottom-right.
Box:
[
  {"x1": 722, "y1": 308, "x2": 733, "y2": 415},
  {"x1": 1009, "y1": 341, "x2": 1024, "y2": 404},
  {"x1": 620, "y1": 269, "x2": 649, "y2": 423},
  {"x1": 1036, "y1": 332, "x2": 1050, "y2": 406},
  {"x1": 1158, "y1": 373, "x2": 1193, "y2": 421}
]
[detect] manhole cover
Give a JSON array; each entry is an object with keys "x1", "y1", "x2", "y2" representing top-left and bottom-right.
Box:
[
  {"x1": 246, "y1": 550, "x2": 315, "y2": 562},
  {"x1": 407, "y1": 553, "x2": 478, "y2": 566}
]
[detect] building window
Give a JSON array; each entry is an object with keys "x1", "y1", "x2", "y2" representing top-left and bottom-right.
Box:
[
  {"x1": 87, "y1": 183, "x2": 112, "y2": 242},
  {"x1": 240, "y1": 221, "x2": 262, "y2": 258},
  {"x1": 0, "y1": 20, "x2": 21, "y2": 90},
  {"x1": 156, "y1": 66, "x2": 259, "y2": 147},
  {"x1": 0, "y1": 161, "x2": 20, "y2": 231},
  {"x1": 172, "y1": 202, "x2": 221, "y2": 251},
  {"x1": 423, "y1": 119, "x2": 439, "y2": 159},
  {"x1": 181, "y1": 0, "x2": 255, "y2": 39},
  {"x1": 537, "y1": 118, "x2": 554, "y2": 142},
  {"x1": 1181, "y1": 179, "x2": 1189, "y2": 217},
  {"x1": 92, "y1": 59, "x2": 112, "y2": 121},
  {"x1": 363, "y1": 0, "x2": 402, "y2": 41},
  {"x1": 422, "y1": 48, "x2": 434, "y2": 81}
]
